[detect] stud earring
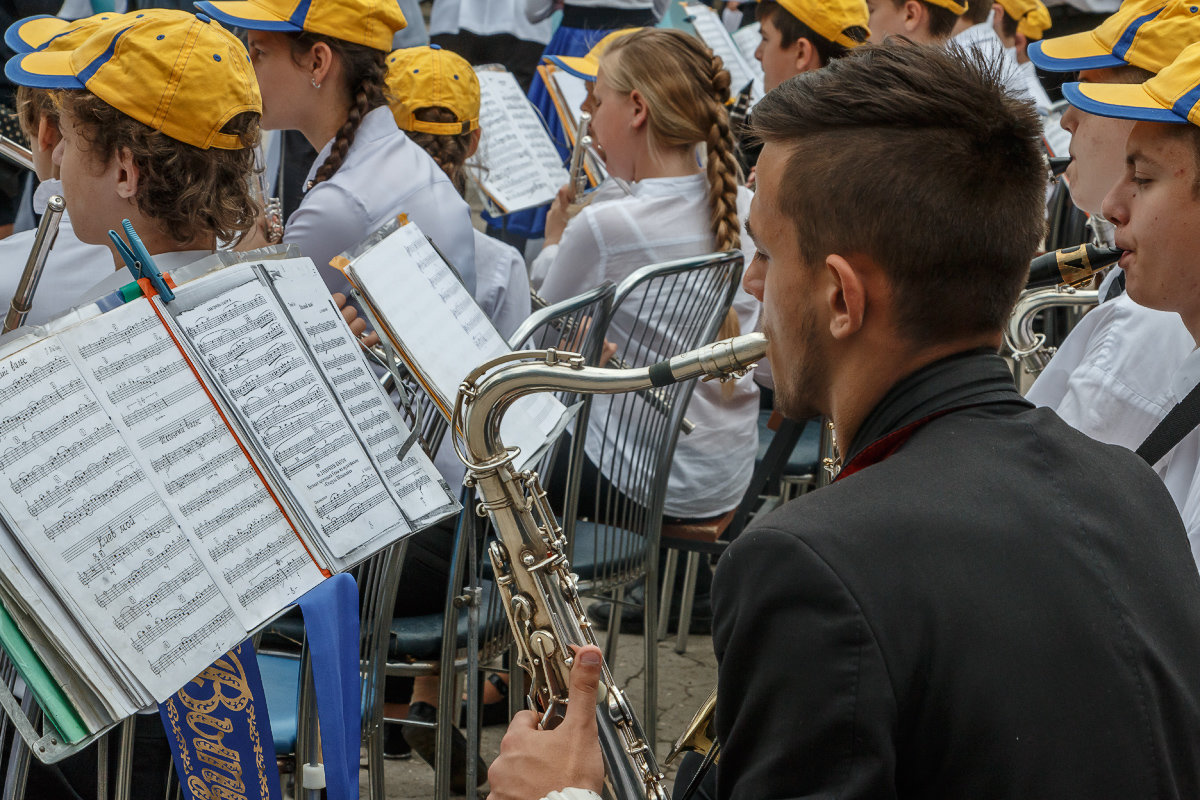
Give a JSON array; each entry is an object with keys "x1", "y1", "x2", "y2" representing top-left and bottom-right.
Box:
[{"x1": 311, "y1": 77, "x2": 321, "y2": 89}]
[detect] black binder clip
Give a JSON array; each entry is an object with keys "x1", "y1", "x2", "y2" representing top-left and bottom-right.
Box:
[{"x1": 109, "y1": 219, "x2": 175, "y2": 303}]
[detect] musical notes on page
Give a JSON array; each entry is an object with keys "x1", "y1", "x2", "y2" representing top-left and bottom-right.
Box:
[
  {"x1": 350, "y1": 222, "x2": 571, "y2": 470},
  {"x1": 470, "y1": 69, "x2": 570, "y2": 213},
  {"x1": 57, "y1": 299, "x2": 323, "y2": 629},
  {"x1": 685, "y1": 4, "x2": 763, "y2": 103},
  {"x1": 176, "y1": 279, "x2": 407, "y2": 559},
  {"x1": 265, "y1": 258, "x2": 459, "y2": 549},
  {"x1": 0, "y1": 336, "x2": 242, "y2": 702}
]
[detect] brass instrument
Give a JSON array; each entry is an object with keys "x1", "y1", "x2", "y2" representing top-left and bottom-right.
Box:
[
  {"x1": 251, "y1": 143, "x2": 283, "y2": 244},
  {"x1": 453, "y1": 332, "x2": 767, "y2": 800},
  {"x1": 568, "y1": 113, "x2": 592, "y2": 200},
  {"x1": 3, "y1": 195, "x2": 64, "y2": 333},
  {"x1": 0, "y1": 135, "x2": 35, "y2": 173}
]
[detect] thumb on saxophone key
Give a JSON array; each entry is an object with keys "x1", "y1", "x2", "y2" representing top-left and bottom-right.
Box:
[{"x1": 565, "y1": 645, "x2": 604, "y2": 730}]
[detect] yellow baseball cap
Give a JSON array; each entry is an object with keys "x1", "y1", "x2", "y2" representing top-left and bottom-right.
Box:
[
  {"x1": 386, "y1": 44, "x2": 478, "y2": 134},
  {"x1": 773, "y1": 0, "x2": 871, "y2": 47},
  {"x1": 1027, "y1": 0, "x2": 1197, "y2": 73},
  {"x1": 995, "y1": 0, "x2": 1052, "y2": 40},
  {"x1": 1062, "y1": 39, "x2": 1200, "y2": 125},
  {"x1": 923, "y1": 0, "x2": 968, "y2": 15},
  {"x1": 195, "y1": 0, "x2": 406, "y2": 52},
  {"x1": 5, "y1": 10, "x2": 261, "y2": 150},
  {"x1": 545, "y1": 28, "x2": 641, "y2": 81},
  {"x1": 4, "y1": 12, "x2": 125, "y2": 53}
]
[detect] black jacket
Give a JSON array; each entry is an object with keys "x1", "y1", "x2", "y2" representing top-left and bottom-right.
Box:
[{"x1": 713, "y1": 349, "x2": 1200, "y2": 800}]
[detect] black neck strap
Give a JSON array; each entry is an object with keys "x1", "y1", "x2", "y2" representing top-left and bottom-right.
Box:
[{"x1": 1137, "y1": 379, "x2": 1200, "y2": 466}]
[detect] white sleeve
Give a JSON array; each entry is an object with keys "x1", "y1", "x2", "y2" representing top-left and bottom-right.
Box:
[
  {"x1": 543, "y1": 790, "x2": 604, "y2": 800},
  {"x1": 526, "y1": 0, "x2": 555, "y2": 23},
  {"x1": 283, "y1": 181, "x2": 369, "y2": 297},
  {"x1": 652, "y1": 0, "x2": 670, "y2": 20},
  {"x1": 536, "y1": 210, "x2": 607, "y2": 305},
  {"x1": 493, "y1": 242, "x2": 533, "y2": 341}
]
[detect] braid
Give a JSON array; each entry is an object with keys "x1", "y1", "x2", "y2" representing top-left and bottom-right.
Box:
[
  {"x1": 406, "y1": 107, "x2": 473, "y2": 196},
  {"x1": 292, "y1": 33, "x2": 387, "y2": 188},
  {"x1": 704, "y1": 55, "x2": 742, "y2": 255}
]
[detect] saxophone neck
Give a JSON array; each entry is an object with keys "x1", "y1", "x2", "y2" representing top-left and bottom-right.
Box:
[{"x1": 454, "y1": 333, "x2": 768, "y2": 471}]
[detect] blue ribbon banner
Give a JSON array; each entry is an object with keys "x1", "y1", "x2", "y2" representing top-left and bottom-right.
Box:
[
  {"x1": 158, "y1": 574, "x2": 361, "y2": 800},
  {"x1": 159, "y1": 640, "x2": 282, "y2": 800}
]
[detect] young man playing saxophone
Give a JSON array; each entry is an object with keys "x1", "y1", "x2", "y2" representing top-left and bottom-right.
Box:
[{"x1": 485, "y1": 41, "x2": 1200, "y2": 800}]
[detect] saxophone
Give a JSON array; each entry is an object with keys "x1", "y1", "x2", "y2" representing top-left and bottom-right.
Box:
[{"x1": 452, "y1": 332, "x2": 767, "y2": 800}]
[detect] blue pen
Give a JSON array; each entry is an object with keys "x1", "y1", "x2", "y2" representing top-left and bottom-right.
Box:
[{"x1": 108, "y1": 219, "x2": 175, "y2": 302}]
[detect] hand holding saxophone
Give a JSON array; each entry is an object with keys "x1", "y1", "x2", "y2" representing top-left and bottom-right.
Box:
[{"x1": 487, "y1": 645, "x2": 606, "y2": 800}]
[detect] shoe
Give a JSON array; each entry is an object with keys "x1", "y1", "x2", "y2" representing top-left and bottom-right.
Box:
[
  {"x1": 382, "y1": 722, "x2": 412, "y2": 760},
  {"x1": 586, "y1": 581, "x2": 713, "y2": 636},
  {"x1": 402, "y1": 701, "x2": 488, "y2": 793}
]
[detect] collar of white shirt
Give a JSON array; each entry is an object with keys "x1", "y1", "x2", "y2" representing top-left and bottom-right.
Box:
[
  {"x1": 304, "y1": 105, "x2": 397, "y2": 188},
  {"x1": 1169, "y1": 345, "x2": 1200, "y2": 405},
  {"x1": 629, "y1": 172, "x2": 706, "y2": 199},
  {"x1": 33, "y1": 178, "x2": 62, "y2": 216}
]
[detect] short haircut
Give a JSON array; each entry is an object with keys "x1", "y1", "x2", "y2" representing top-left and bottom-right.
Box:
[
  {"x1": 58, "y1": 91, "x2": 260, "y2": 246},
  {"x1": 757, "y1": 1, "x2": 868, "y2": 66},
  {"x1": 891, "y1": 0, "x2": 960, "y2": 39},
  {"x1": 752, "y1": 43, "x2": 1046, "y2": 343},
  {"x1": 962, "y1": 0, "x2": 990, "y2": 26}
]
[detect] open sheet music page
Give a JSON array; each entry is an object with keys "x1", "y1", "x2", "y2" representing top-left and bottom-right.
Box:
[
  {"x1": 731, "y1": 22, "x2": 766, "y2": 102},
  {"x1": 261, "y1": 258, "x2": 459, "y2": 555},
  {"x1": 348, "y1": 222, "x2": 571, "y2": 470},
  {"x1": 56, "y1": 299, "x2": 324, "y2": 629},
  {"x1": 685, "y1": 4, "x2": 761, "y2": 102},
  {"x1": 471, "y1": 68, "x2": 569, "y2": 213},
  {"x1": 171, "y1": 270, "x2": 410, "y2": 561},
  {"x1": 0, "y1": 336, "x2": 243, "y2": 701}
]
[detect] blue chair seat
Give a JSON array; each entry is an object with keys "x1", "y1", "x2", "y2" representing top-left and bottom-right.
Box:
[
  {"x1": 388, "y1": 580, "x2": 508, "y2": 662},
  {"x1": 257, "y1": 652, "x2": 301, "y2": 755},
  {"x1": 756, "y1": 412, "x2": 822, "y2": 476},
  {"x1": 569, "y1": 519, "x2": 646, "y2": 583}
]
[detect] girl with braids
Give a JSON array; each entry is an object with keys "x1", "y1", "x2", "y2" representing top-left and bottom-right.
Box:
[
  {"x1": 536, "y1": 26, "x2": 761, "y2": 528},
  {"x1": 195, "y1": 0, "x2": 478, "y2": 296}
]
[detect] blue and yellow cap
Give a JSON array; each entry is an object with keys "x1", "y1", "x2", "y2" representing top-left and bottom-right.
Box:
[
  {"x1": 4, "y1": 10, "x2": 261, "y2": 150},
  {"x1": 195, "y1": 0, "x2": 406, "y2": 52},
  {"x1": 4, "y1": 12, "x2": 124, "y2": 54},
  {"x1": 1028, "y1": 0, "x2": 1200, "y2": 74},
  {"x1": 546, "y1": 28, "x2": 641, "y2": 82},
  {"x1": 1062, "y1": 39, "x2": 1200, "y2": 125}
]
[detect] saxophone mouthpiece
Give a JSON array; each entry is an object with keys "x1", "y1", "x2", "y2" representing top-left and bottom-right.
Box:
[
  {"x1": 646, "y1": 332, "x2": 768, "y2": 387},
  {"x1": 1027, "y1": 243, "x2": 1122, "y2": 289}
]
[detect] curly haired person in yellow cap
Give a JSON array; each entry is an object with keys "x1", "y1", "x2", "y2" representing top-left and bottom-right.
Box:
[
  {"x1": 196, "y1": 0, "x2": 479, "y2": 299},
  {"x1": 4, "y1": 9, "x2": 262, "y2": 306}
]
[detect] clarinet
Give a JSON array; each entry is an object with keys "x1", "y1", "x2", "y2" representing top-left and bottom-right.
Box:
[{"x1": 452, "y1": 332, "x2": 767, "y2": 800}]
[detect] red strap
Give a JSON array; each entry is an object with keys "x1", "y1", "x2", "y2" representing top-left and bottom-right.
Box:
[{"x1": 835, "y1": 408, "x2": 960, "y2": 481}]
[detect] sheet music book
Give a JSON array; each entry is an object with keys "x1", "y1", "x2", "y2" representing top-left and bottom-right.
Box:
[
  {"x1": 470, "y1": 66, "x2": 570, "y2": 213},
  {"x1": 538, "y1": 64, "x2": 608, "y2": 188},
  {"x1": 0, "y1": 256, "x2": 458, "y2": 741},
  {"x1": 336, "y1": 219, "x2": 573, "y2": 471},
  {"x1": 683, "y1": 3, "x2": 764, "y2": 103}
]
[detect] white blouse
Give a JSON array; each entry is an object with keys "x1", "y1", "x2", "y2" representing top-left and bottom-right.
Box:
[{"x1": 537, "y1": 172, "x2": 761, "y2": 518}]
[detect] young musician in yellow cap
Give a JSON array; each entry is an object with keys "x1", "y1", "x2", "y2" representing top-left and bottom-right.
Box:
[
  {"x1": 948, "y1": 0, "x2": 1044, "y2": 106},
  {"x1": 866, "y1": 0, "x2": 964, "y2": 43},
  {"x1": 754, "y1": 0, "x2": 869, "y2": 93},
  {"x1": 195, "y1": 0, "x2": 478, "y2": 296},
  {"x1": 992, "y1": 0, "x2": 1053, "y2": 107},
  {"x1": 1023, "y1": 0, "x2": 1200, "y2": 569},
  {"x1": 4, "y1": 9, "x2": 262, "y2": 307},
  {"x1": 1050, "y1": 39, "x2": 1200, "y2": 567},
  {"x1": 0, "y1": 12, "x2": 115, "y2": 324}
]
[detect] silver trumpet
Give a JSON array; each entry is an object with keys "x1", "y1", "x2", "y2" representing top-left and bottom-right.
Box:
[
  {"x1": 568, "y1": 113, "x2": 592, "y2": 200},
  {"x1": 453, "y1": 332, "x2": 767, "y2": 800},
  {"x1": 0, "y1": 135, "x2": 35, "y2": 173},
  {"x1": 3, "y1": 195, "x2": 64, "y2": 333},
  {"x1": 251, "y1": 143, "x2": 283, "y2": 244}
]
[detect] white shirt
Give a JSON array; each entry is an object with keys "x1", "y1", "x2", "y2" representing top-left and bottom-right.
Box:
[
  {"x1": 950, "y1": 18, "x2": 1034, "y2": 105},
  {"x1": 474, "y1": 229, "x2": 532, "y2": 341},
  {"x1": 70, "y1": 249, "x2": 217, "y2": 310},
  {"x1": 536, "y1": 172, "x2": 761, "y2": 518},
  {"x1": 285, "y1": 106, "x2": 478, "y2": 298},
  {"x1": 1150, "y1": 348, "x2": 1200, "y2": 572},
  {"x1": 431, "y1": 0, "x2": 554, "y2": 44},
  {"x1": 1026, "y1": 284, "x2": 1194, "y2": 450},
  {"x1": 525, "y1": 0, "x2": 670, "y2": 23},
  {"x1": 1015, "y1": 56, "x2": 1053, "y2": 114},
  {"x1": 0, "y1": 179, "x2": 114, "y2": 326}
]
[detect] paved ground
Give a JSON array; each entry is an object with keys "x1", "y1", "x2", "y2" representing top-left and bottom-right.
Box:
[{"x1": 362, "y1": 631, "x2": 718, "y2": 799}]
